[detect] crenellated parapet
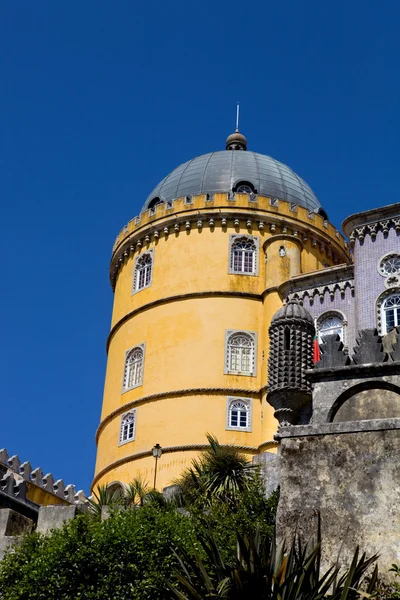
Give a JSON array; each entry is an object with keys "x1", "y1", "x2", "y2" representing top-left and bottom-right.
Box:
[
  {"x1": 343, "y1": 202, "x2": 400, "y2": 246},
  {"x1": 0, "y1": 449, "x2": 86, "y2": 506},
  {"x1": 110, "y1": 193, "x2": 349, "y2": 290},
  {"x1": 279, "y1": 264, "x2": 354, "y2": 304}
]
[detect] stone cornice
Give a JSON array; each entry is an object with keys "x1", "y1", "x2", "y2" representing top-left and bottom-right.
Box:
[
  {"x1": 342, "y1": 203, "x2": 400, "y2": 246},
  {"x1": 278, "y1": 264, "x2": 354, "y2": 302},
  {"x1": 107, "y1": 290, "x2": 261, "y2": 352},
  {"x1": 96, "y1": 386, "x2": 263, "y2": 444},
  {"x1": 110, "y1": 197, "x2": 349, "y2": 290},
  {"x1": 91, "y1": 439, "x2": 279, "y2": 490}
]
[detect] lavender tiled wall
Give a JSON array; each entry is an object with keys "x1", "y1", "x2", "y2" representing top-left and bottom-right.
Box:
[
  {"x1": 354, "y1": 228, "x2": 400, "y2": 332},
  {"x1": 302, "y1": 285, "x2": 356, "y2": 351}
]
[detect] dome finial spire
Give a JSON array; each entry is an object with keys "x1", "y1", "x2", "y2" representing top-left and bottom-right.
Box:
[{"x1": 226, "y1": 103, "x2": 247, "y2": 150}]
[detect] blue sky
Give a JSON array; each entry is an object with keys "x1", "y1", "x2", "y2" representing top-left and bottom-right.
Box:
[{"x1": 1, "y1": 1, "x2": 399, "y2": 493}]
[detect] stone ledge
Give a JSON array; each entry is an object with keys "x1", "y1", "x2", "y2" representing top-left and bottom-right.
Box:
[
  {"x1": 307, "y1": 361, "x2": 400, "y2": 382},
  {"x1": 275, "y1": 417, "x2": 400, "y2": 439}
]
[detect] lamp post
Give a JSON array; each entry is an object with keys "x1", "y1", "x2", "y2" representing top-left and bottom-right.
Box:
[{"x1": 152, "y1": 443, "x2": 162, "y2": 489}]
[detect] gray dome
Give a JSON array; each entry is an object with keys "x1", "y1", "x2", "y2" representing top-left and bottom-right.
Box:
[
  {"x1": 271, "y1": 300, "x2": 314, "y2": 325},
  {"x1": 143, "y1": 151, "x2": 321, "y2": 213}
]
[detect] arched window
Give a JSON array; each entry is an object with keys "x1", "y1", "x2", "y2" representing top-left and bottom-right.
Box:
[
  {"x1": 147, "y1": 197, "x2": 163, "y2": 211},
  {"x1": 225, "y1": 331, "x2": 256, "y2": 376},
  {"x1": 123, "y1": 345, "x2": 144, "y2": 390},
  {"x1": 229, "y1": 235, "x2": 259, "y2": 275},
  {"x1": 227, "y1": 398, "x2": 252, "y2": 431},
  {"x1": 382, "y1": 293, "x2": 400, "y2": 333},
  {"x1": 233, "y1": 181, "x2": 257, "y2": 195},
  {"x1": 317, "y1": 314, "x2": 344, "y2": 344},
  {"x1": 133, "y1": 251, "x2": 153, "y2": 293},
  {"x1": 120, "y1": 410, "x2": 136, "y2": 444}
]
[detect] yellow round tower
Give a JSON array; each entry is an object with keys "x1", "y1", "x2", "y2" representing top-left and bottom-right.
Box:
[{"x1": 93, "y1": 131, "x2": 350, "y2": 491}]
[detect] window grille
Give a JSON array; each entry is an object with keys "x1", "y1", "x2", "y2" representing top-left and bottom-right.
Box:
[
  {"x1": 379, "y1": 254, "x2": 400, "y2": 277},
  {"x1": 318, "y1": 315, "x2": 344, "y2": 343},
  {"x1": 226, "y1": 332, "x2": 255, "y2": 375},
  {"x1": 123, "y1": 346, "x2": 144, "y2": 390},
  {"x1": 226, "y1": 398, "x2": 251, "y2": 431},
  {"x1": 133, "y1": 251, "x2": 153, "y2": 293},
  {"x1": 229, "y1": 236, "x2": 258, "y2": 275},
  {"x1": 382, "y1": 294, "x2": 400, "y2": 333},
  {"x1": 120, "y1": 411, "x2": 136, "y2": 443}
]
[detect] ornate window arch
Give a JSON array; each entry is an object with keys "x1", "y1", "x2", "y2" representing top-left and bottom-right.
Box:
[
  {"x1": 122, "y1": 344, "x2": 145, "y2": 391},
  {"x1": 316, "y1": 310, "x2": 347, "y2": 348},
  {"x1": 225, "y1": 330, "x2": 257, "y2": 376},
  {"x1": 229, "y1": 235, "x2": 259, "y2": 276},
  {"x1": 226, "y1": 397, "x2": 252, "y2": 431},
  {"x1": 119, "y1": 410, "x2": 137, "y2": 445},
  {"x1": 132, "y1": 250, "x2": 154, "y2": 294},
  {"x1": 377, "y1": 290, "x2": 400, "y2": 334},
  {"x1": 233, "y1": 180, "x2": 257, "y2": 195}
]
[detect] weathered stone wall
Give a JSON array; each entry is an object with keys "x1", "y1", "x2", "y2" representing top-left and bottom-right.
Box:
[{"x1": 276, "y1": 428, "x2": 400, "y2": 576}]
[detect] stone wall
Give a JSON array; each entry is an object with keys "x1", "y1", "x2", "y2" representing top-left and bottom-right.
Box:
[{"x1": 276, "y1": 428, "x2": 400, "y2": 576}]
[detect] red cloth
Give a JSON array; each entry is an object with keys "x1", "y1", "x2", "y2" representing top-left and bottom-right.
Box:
[{"x1": 313, "y1": 336, "x2": 321, "y2": 364}]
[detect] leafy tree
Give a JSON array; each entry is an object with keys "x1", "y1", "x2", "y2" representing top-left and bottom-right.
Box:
[{"x1": 0, "y1": 505, "x2": 197, "y2": 600}]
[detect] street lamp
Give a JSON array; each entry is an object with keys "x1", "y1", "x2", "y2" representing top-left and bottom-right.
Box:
[{"x1": 152, "y1": 443, "x2": 162, "y2": 489}]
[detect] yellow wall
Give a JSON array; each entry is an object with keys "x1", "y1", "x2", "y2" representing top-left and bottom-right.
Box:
[{"x1": 93, "y1": 194, "x2": 350, "y2": 491}]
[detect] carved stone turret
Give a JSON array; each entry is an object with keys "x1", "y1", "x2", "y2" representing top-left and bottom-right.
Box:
[{"x1": 267, "y1": 299, "x2": 315, "y2": 425}]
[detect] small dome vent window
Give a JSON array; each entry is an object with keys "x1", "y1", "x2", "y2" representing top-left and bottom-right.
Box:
[
  {"x1": 147, "y1": 197, "x2": 163, "y2": 211},
  {"x1": 233, "y1": 181, "x2": 256, "y2": 195},
  {"x1": 318, "y1": 208, "x2": 329, "y2": 221}
]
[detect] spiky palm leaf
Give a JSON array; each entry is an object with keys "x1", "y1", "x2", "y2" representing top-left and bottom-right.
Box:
[
  {"x1": 167, "y1": 526, "x2": 378, "y2": 600},
  {"x1": 86, "y1": 485, "x2": 123, "y2": 517},
  {"x1": 176, "y1": 434, "x2": 254, "y2": 505}
]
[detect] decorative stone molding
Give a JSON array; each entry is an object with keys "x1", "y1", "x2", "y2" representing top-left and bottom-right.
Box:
[
  {"x1": 96, "y1": 386, "x2": 263, "y2": 443},
  {"x1": 91, "y1": 440, "x2": 279, "y2": 490},
  {"x1": 110, "y1": 205, "x2": 348, "y2": 290},
  {"x1": 286, "y1": 279, "x2": 354, "y2": 304},
  {"x1": 0, "y1": 449, "x2": 85, "y2": 505},
  {"x1": 343, "y1": 203, "x2": 400, "y2": 246},
  {"x1": 107, "y1": 290, "x2": 262, "y2": 352}
]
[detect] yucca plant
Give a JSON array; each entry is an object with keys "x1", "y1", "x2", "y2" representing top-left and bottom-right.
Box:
[
  {"x1": 86, "y1": 484, "x2": 124, "y2": 517},
  {"x1": 167, "y1": 524, "x2": 378, "y2": 599},
  {"x1": 124, "y1": 476, "x2": 150, "y2": 507},
  {"x1": 176, "y1": 433, "x2": 254, "y2": 506}
]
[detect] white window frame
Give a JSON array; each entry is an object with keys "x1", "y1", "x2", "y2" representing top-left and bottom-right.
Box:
[
  {"x1": 226, "y1": 397, "x2": 252, "y2": 432},
  {"x1": 377, "y1": 252, "x2": 400, "y2": 277},
  {"x1": 316, "y1": 310, "x2": 347, "y2": 348},
  {"x1": 228, "y1": 235, "x2": 259, "y2": 276},
  {"x1": 381, "y1": 292, "x2": 400, "y2": 334},
  {"x1": 122, "y1": 343, "x2": 145, "y2": 392},
  {"x1": 376, "y1": 289, "x2": 400, "y2": 334},
  {"x1": 224, "y1": 330, "x2": 257, "y2": 376},
  {"x1": 132, "y1": 249, "x2": 154, "y2": 295},
  {"x1": 119, "y1": 410, "x2": 137, "y2": 445}
]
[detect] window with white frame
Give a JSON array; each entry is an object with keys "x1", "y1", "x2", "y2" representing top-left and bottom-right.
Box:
[
  {"x1": 133, "y1": 251, "x2": 153, "y2": 293},
  {"x1": 317, "y1": 314, "x2": 344, "y2": 343},
  {"x1": 382, "y1": 293, "x2": 400, "y2": 333},
  {"x1": 225, "y1": 331, "x2": 256, "y2": 376},
  {"x1": 123, "y1": 345, "x2": 144, "y2": 391},
  {"x1": 226, "y1": 398, "x2": 252, "y2": 431},
  {"x1": 119, "y1": 410, "x2": 136, "y2": 444},
  {"x1": 229, "y1": 235, "x2": 259, "y2": 275}
]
